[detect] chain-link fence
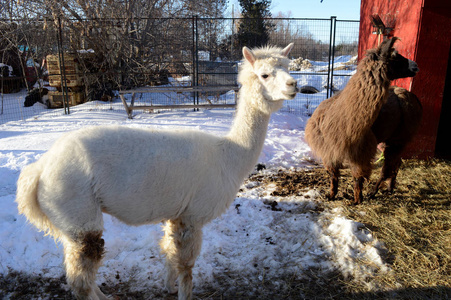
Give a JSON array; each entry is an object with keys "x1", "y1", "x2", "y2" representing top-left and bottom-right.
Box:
[{"x1": 1, "y1": 17, "x2": 359, "y2": 123}]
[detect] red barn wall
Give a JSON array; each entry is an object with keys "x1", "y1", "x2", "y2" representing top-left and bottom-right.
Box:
[
  {"x1": 358, "y1": 0, "x2": 451, "y2": 158},
  {"x1": 358, "y1": 0, "x2": 422, "y2": 90}
]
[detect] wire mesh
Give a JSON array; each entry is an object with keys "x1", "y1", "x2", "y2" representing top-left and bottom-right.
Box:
[{"x1": 1, "y1": 17, "x2": 360, "y2": 123}]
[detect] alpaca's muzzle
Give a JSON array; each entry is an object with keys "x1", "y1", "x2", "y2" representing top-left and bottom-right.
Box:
[{"x1": 287, "y1": 78, "x2": 300, "y2": 93}]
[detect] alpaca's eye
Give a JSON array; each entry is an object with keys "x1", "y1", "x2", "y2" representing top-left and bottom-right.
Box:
[{"x1": 261, "y1": 74, "x2": 269, "y2": 79}]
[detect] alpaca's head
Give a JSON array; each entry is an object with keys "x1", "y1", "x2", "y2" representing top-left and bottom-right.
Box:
[
  {"x1": 366, "y1": 37, "x2": 419, "y2": 80},
  {"x1": 238, "y1": 43, "x2": 298, "y2": 111}
]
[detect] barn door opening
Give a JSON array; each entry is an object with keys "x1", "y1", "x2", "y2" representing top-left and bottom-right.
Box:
[{"x1": 434, "y1": 44, "x2": 451, "y2": 159}]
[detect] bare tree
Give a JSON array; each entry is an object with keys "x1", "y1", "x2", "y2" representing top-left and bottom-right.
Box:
[{"x1": 2, "y1": 0, "x2": 231, "y2": 97}]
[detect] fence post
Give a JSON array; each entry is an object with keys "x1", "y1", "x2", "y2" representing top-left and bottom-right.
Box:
[
  {"x1": 195, "y1": 15, "x2": 199, "y2": 107},
  {"x1": 192, "y1": 16, "x2": 195, "y2": 105},
  {"x1": 192, "y1": 15, "x2": 200, "y2": 107},
  {"x1": 326, "y1": 16, "x2": 337, "y2": 99},
  {"x1": 57, "y1": 17, "x2": 70, "y2": 114},
  {"x1": 330, "y1": 16, "x2": 337, "y2": 98}
]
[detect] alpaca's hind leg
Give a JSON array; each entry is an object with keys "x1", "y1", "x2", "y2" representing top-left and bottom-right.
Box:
[
  {"x1": 161, "y1": 221, "x2": 179, "y2": 294},
  {"x1": 325, "y1": 164, "x2": 340, "y2": 200},
  {"x1": 160, "y1": 219, "x2": 203, "y2": 300},
  {"x1": 62, "y1": 231, "x2": 107, "y2": 300},
  {"x1": 162, "y1": 253, "x2": 178, "y2": 294}
]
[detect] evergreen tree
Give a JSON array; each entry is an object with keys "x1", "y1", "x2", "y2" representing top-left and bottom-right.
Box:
[{"x1": 237, "y1": 0, "x2": 273, "y2": 49}]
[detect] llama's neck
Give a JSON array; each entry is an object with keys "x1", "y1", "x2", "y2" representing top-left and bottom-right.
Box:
[
  {"x1": 224, "y1": 83, "x2": 272, "y2": 179},
  {"x1": 339, "y1": 60, "x2": 391, "y2": 141}
]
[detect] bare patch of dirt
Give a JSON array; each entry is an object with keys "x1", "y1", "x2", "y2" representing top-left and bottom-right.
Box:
[{"x1": 249, "y1": 166, "x2": 357, "y2": 201}]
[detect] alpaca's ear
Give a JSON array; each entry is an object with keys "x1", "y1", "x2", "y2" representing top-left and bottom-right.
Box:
[
  {"x1": 281, "y1": 43, "x2": 294, "y2": 57},
  {"x1": 243, "y1": 47, "x2": 256, "y2": 66}
]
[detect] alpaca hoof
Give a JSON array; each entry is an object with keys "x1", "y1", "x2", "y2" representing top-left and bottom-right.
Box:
[
  {"x1": 165, "y1": 283, "x2": 178, "y2": 295},
  {"x1": 93, "y1": 285, "x2": 110, "y2": 300}
]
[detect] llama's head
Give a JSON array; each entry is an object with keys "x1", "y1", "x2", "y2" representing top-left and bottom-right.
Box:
[
  {"x1": 366, "y1": 37, "x2": 419, "y2": 80},
  {"x1": 238, "y1": 43, "x2": 298, "y2": 112}
]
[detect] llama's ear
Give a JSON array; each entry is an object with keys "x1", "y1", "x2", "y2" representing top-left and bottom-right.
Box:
[
  {"x1": 243, "y1": 47, "x2": 256, "y2": 66},
  {"x1": 281, "y1": 43, "x2": 294, "y2": 57},
  {"x1": 366, "y1": 50, "x2": 379, "y2": 61},
  {"x1": 380, "y1": 37, "x2": 399, "y2": 58}
]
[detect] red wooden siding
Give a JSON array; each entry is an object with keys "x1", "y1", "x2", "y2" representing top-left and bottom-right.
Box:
[{"x1": 358, "y1": 0, "x2": 451, "y2": 158}]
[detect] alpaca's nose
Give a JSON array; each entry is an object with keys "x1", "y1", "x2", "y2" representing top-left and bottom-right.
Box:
[{"x1": 287, "y1": 79, "x2": 299, "y2": 92}]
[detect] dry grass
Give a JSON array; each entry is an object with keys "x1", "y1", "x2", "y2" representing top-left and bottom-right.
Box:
[{"x1": 319, "y1": 158, "x2": 451, "y2": 299}]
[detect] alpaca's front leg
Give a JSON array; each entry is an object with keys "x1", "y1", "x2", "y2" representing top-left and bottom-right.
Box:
[
  {"x1": 176, "y1": 224, "x2": 203, "y2": 300},
  {"x1": 160, "y1": 219, "x2": 203, "y2": 300}
]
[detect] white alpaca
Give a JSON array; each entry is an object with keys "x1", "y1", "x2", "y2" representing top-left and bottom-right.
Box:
[{"x1": 15, "y1": 44, "x2": 298, "y2": 300}]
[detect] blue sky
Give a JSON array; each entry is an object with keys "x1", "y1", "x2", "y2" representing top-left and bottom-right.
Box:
[{"x1": 228, "y1": 0, "x2": 361, "y2": 20}]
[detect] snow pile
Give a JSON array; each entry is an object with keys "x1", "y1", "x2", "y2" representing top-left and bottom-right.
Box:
[
  {"x1": 289, "y1": 57, "x2": 313, "y2": 71},
  {"x1": 0, "y1": 63, "x2": 14, "y2": 77},
  {"x1": 319, "y1": 208, "x2": 389, "y2": 284}
]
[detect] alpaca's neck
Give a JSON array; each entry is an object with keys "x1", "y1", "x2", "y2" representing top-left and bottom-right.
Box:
[{"x1": 224, "y1": 83, "x2": 271, "y2": 179}]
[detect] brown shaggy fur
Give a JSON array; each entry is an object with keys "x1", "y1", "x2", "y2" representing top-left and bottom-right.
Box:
[
  {"x1": 305, "y1": 37, "x2": 419, "y2": 204},
  {"x1": 369, "y1": 86, "x2": 423, "y2": 197}
]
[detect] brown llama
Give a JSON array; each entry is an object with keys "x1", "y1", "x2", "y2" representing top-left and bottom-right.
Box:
[
  {"x1": 305, "y1": 37, "x2": 419, "y2": 204},
  {"x1": 369, "y1": 86, "x2": 422, "y2": 197}
]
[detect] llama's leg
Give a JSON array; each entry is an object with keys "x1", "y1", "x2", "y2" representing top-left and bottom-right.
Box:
[
  {"x1": 384, "y1": 146, "x2": 403, "y2": 193},
  {"x1": 160, "y1": 219, "x2": 203, "y2": 300},
  {"x1": 325, "y1": 164, "x2": 340, "y2": 200},
  {"x1": 353, "y1": 177, "x2": 365, "y2": 205},
  {"x1": 369, "y1": 176, "x2": 385, "y2": 199},
  {"x1": 350, "y1": 163, "x2": 372, "y2": 205},
  {"x1": 369, "y1": 145, "x2": 403, "y2": 197},
  {"x1": 62, "y1": 231, "x2": 107, "y2": 300}
]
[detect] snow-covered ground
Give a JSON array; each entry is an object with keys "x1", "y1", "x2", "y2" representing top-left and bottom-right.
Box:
[{"x1": 0, "y1": 58, "x2": 389, "y2": 297}]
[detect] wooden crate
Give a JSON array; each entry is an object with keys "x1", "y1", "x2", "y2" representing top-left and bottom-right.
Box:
[
  {"x1": 46, "y1": 54, "x2": 83, "y2": 88},
  {"x1": 48, "y1": 91, "x2": 84, "y2": 108}
]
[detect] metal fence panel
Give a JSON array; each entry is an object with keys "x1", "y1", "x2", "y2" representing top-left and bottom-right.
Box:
[{"x1": 1, "y1": 17, "x2": 360, "y2": 123}]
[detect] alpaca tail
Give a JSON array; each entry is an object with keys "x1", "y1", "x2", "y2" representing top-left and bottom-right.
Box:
[{"x1": 16, "y1": 162, "x2": 59, "y2": 238}]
